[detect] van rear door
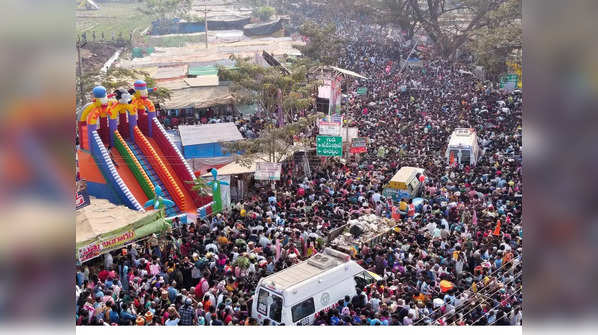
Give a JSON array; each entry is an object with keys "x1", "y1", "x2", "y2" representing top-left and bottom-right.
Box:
[{"x1": 256, "y1": 288, "x2": 284, "y2": 325}]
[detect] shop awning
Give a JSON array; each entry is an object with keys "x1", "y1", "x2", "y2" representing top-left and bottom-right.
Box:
[{"x1": 76, "y1": 198, "x2": 171, "y2": 263}]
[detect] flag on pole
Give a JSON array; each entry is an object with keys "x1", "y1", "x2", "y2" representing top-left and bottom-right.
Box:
[{"x1": 449, "y1": 151, "x2": 456, "y2": 167}]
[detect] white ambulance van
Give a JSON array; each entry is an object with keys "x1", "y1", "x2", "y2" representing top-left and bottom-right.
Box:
[
  {"x1": 445, "y1": 128, "x2": 480, "y2": 166},
  {"x1": 251, "y1": 248, "x2": 379, "y2": 325}
]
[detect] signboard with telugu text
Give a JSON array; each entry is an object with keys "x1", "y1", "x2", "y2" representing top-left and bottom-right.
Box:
[{"x1": 316, "y1": 135, "x2": 343, "y2": 157}]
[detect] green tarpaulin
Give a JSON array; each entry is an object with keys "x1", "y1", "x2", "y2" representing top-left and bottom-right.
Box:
[
  {"x1": 188, "y1": 65, "x2": 219, "y2": 76},
  {"x1": 357, "y1": 87, "x2": 367, "y2": 95}
]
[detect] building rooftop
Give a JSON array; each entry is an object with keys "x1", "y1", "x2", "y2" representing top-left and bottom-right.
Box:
[{"x1": 178, "y1": 122, "x2": 243, "y2": 146}]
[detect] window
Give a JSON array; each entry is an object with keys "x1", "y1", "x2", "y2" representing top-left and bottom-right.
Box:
[
  {"x1": 461, "y1": 150, "x2": 471, "y2": 164},
  {"x1": 257, "y1": 289, "x2": 269, "y2": 315},
  {"x1": 410, "y1": 179, "x2": 420, "y2": 195},
  {"x1": 291, "y1": 298, "x2": 315, "y2": 323},
  {"x1": 269, "y1": 294, "x2": 283, "y2": 323}
]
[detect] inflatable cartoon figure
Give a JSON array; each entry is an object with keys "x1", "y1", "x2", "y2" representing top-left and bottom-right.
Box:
[
  {"x1": 130, "y1": 80, "x2": 157, "y2": 136},
  {"x1": 130, "y1": 80, "x2": 155, "y2": 113},
  {"x1": 207, "y1": 169, "x2": 229, "y2": 214},
  {"x1": 79, "y1": 86, "x2": 112, "y2": 148},
  {"x1": 144, "y1": 185, "x2": 175, "y2": 210},
  {"x1": 107, "y1": 88, "x2": 137, "y2": 140}
]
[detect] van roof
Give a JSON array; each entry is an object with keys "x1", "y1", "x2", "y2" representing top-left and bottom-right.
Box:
[
  {"x1": 448, "y1": 128, "x2": 477, "y2": 148},
  {"x1": 259, "y1": 248, "x2": 352, "y2": 291},
  {"x1": 388, "y1": 166, "x2": 424, "y2": 189}
]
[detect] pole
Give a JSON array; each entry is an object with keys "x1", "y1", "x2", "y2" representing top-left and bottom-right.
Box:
[
  {"x1": 76, "y1": 39, "x2": 86, "y2": 105},
  {"x1": 204, "y1": 3, "x2": 208, "y2": 49},
  {"x1": 328, "y1": 75, "x2": 333, "y2": 122},
  {"x1": 345, "y1": 118, "x2": 349, "y2": 159},
  {"x1": 398, "y1": 27, "x2": 421, "y2": 76}
]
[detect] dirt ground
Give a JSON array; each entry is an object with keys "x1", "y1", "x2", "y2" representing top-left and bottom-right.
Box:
[{"x1": 79, "y1": 42, "x2": 121, "y2": 73}]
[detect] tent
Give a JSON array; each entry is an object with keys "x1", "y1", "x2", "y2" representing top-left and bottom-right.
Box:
[{"x1": 76, "y1": 198, "x2": 171, "y2": 263}]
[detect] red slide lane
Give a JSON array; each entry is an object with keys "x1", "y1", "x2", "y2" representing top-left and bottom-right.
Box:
[
  {"x1": 147, "y1": 138, "x2": 197, "y2": 213},
  {"x1": 110, "y1": 148, "x2": 149, "y2": 207}
]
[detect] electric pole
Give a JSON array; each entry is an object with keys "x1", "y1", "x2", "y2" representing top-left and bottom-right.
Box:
[
  {"x1": 76, "y1": 37, "x2": 87, "y2": 105},
  {"x1": 204, "y1": 2, "x2": 209, "y2": 49}
]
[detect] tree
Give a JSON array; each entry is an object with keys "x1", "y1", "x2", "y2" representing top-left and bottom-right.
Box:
[
  {"x1": 380, "y1": 0, "x2": 418, "y2": 40},
  {"x1": 407, "y1": 0, "x2": 509, "y2": 61},
  {"x1": 138, "y1": 0, "x2": 193, "y2": 24},
  {"x1": 252, "y1": 6, "x2": 275, "y2": 22},
  {"x1": 466, "y1": 0, "x2": 521, "y2": 80},
  {"x1": 219, "y1": 56, "x2": 319, "y2": 122},
  {"x1": 186, "y1": 177, "x2": 211, "y2": 196},
  {"x1": 295, "y1": 21, "x2": 344, "y2": 65},
  {"x1": 221, "y1": 113, "x2": 323, "y2": 167}
]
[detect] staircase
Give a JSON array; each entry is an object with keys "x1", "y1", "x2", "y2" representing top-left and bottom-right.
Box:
[{"x1": 127, "y1": 140, "x2": 180, "y2": 217}]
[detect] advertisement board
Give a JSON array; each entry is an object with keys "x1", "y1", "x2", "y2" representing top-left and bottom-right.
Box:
[
  {"x1": 350, "y1": 137, "x2": 367, "y2": 153},
  {"x1": 254, "y1": 162, "x2": 282, "y2": 181},
  {"x1": 319, "y1": 121, "x2": 342, "y2": 136},
  {"x1": 78, "y1": 229, "x2": 136, "y2": 263}
]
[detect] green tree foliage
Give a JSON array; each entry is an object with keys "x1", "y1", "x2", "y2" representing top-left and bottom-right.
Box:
[
  {"x1": 252, "y1": 6, "x2": 275, "y2": 22},
  {"x1": 380, "y1": 0, "x2": 418, "y2": 40},
  {"x1": 466, "y1": 0, "x2": 521, "y2": 80},
  {"x1": 219, "y1": 56, "x2": 319, "y2": 121},
  {"x1": 221, "y1": 113, "x2": 323, "y2": 166},
  {"x1": 407, "y1": 0, "x2": 509, "y2": 60},
  {"x1": 295, "y1": 20, "x2": 344, "y2": 65},
  {"x1": 186, "y1": 177, "x2": 211, "y2": 196},
  {"x1": 138, "y1": 0, "x2": 192, "y2": 24}
]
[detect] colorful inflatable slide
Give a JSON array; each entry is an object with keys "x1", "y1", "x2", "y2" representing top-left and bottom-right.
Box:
[{"x1": 77, "y1": 82, "x2": 210, "y2": 216}]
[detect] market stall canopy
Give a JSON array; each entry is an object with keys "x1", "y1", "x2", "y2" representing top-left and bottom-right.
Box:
[
  {"x1": 200, "y1": 153, "x2": 285, "y2": 176},
  {"x1": 329, "y1": 66, "x2": 369, "y2": 79},
  {"x1": 162, "y1": 86, "x2": 233, "y2": 109},
  {"x1": 76, "y1": 198, "x2": 150, "y2": 244},
  {"x1": 203, "y1": 160, "x2": 255, "y2": 176},
  {"x1": 179, "y1": 122, "x2": 243, "y2": 146},
  {"x1": 76, "y1": 198, "x2": 171, "y2": 263}
]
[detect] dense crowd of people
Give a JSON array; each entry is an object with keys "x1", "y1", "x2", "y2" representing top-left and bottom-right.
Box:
[{"x1": 76, "y1": 0, "x2": 522, "y2": 326}]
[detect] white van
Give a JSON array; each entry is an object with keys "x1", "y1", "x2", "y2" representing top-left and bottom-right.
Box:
[
  {"x1": 445, "y1": 128, "x2": 480, "y2": 166},
  {"x1": 251, "y1": 248, "x2": 379, "y2": 325}
]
